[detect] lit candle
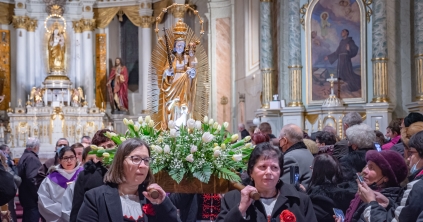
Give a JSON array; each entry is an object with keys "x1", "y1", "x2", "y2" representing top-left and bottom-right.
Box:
[{"x1": 101, "y1": 102, "x2": 104, "y2": 108}]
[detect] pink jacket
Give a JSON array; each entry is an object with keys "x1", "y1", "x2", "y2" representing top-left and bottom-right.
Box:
[{"x1": 382, "y1": 135, "x2": 401, "y2": 150}]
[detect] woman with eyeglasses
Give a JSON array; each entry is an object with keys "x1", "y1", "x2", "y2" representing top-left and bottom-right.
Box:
[
  {"x1": 76, "y1": 138, "x2": 178, "y2": 222},
  {"x1": 38, "y1": 146, "x2": 83, "y2": 221}
]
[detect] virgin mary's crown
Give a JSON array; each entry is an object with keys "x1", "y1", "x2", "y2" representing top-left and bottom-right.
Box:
[{"x1": 173, "y1": 19, "x2": 187, "y2": 41}]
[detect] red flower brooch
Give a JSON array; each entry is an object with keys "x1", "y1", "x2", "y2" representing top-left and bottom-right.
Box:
[
  {"x1": 280, "y1": 210, "x2": 296, "y2": 222},
  {"x1": 142, "y1": 203, "x2": 155, "y2": 216}
]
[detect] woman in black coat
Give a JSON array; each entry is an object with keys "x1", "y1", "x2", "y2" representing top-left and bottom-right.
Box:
[
  {"x1": 307, "y1": 154, "x2": 356, "y2": 222},
  {"x1": 77, "y1": 139, "x2": 179, "y2": 222},
  {"x1": 216, "y1": 142, "x2": 317, "y2": 222}
]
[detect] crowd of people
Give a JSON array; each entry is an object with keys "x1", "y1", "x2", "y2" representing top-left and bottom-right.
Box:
[{"x1": 0, "y1": 111, "x2": 423, "y2": 222}]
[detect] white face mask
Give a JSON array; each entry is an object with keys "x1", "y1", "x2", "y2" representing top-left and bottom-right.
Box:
[{"x1": 410, "y1": 159, "x2": 421, "y2": 174}]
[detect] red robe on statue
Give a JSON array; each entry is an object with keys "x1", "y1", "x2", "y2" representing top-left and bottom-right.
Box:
[{"x1": 107, "y1": 65, "x2": 129, "y2": 111}]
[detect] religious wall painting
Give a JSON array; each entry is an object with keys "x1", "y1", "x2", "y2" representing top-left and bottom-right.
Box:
[{"x1": 305, "y1": 0, "x2": 367, "y2": 105}]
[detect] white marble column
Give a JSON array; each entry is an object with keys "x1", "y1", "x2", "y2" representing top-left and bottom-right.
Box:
[
  {"x1": 259, "y1": 0, "x2": 273, "y2": 109},
  {"x1": 287, "y1": 0, "x2": 302, "y2": 107},
  {"x1": 12, "y1": 16, "x2": 28, "y2": 104},
  {"x1": 415, "y1": 0, "x2": 423, "y2": 101},
  {"x1": 27, "y1": 19, "x2": 37, "y2": 91},
  {"x1": 72, "y1": 21, "x2": 83, "y2": 88},
  {"x1": 81, "y1": 19, "x2": 95, "y2": 106}
]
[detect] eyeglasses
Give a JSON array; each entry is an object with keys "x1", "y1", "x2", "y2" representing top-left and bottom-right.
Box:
[
  {"x1": 126, "y1": 156, "x2": 153, "y2": 166},
  {"x1": 61, "y1": 156, "x2": 76, "y2": 162}
]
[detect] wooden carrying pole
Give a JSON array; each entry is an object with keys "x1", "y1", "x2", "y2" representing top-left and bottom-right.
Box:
[{"x1": 231, "y1": 182, "x2": 260, "y2": 200}]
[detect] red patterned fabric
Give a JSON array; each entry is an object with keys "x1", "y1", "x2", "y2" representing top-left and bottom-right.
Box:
[{"x1": 201, "y1": 193, "x2": 221, "y2": 220}]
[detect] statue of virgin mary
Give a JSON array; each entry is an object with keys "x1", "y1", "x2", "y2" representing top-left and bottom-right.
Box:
[{"x1": 48, "y1": 21, "x2": 66, "y2": 73}]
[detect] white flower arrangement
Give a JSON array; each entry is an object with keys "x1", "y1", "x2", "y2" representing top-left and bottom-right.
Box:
[{"x1": 103, "y1": 116, "x2": 253, "y2": 184}]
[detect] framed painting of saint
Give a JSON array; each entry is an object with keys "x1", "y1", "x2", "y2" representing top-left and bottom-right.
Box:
[{"x1": 305, "y1": 0, "x2": 367, "y2": 105}]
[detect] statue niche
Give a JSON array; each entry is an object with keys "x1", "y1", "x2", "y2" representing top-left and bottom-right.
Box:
[{"x1": 47, "y1": 21, "x2": 66, "y2": 74}]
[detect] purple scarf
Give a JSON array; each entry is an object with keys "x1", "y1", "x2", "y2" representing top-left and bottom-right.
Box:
[
  {"x1": 48, "y1": 167, "x2": 83, "y2": 189},
  {"x1": 344, "y1": 193, "x2": 362, "y2": 222}
]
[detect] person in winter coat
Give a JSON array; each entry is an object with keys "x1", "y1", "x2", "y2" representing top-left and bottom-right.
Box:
[
  {"x1": 333, "y1": 112, "x2": 363, "y2": 160},
  {"x1": 343, "y1": 150, "x2": 408, "y2": 222},
  {"x1": 69, "y1": 129, "x2": 115, "y2": 222},
  {"x1": 307, "y1": 154, "x2": 356, "y2": 222},
  {"x1": 358, "y1": 131, "x2": 423, "y2": 222},
  {"x1": 315, "y1": 131, "x2": 337, "y2": 155},
  {"x1": 382, "y1": 119, "x2": 401, "y2": 150},
  {"x1": 339, "y1": 123, "x2": 376, "y2": 182},
  {"x1": 38, "y1": 146, "x2": 83, "y2": 222},
  {"x1": 216, "y1": 142, "x2": 317, "y2": 222},
  {"x1": 77, "y1": 138, "x2": 178, "y2": 222},
  {"x1": 278, "y1": 124, "x2": 314, "y2": 189},
  {"x1": 17, "y1": 137, "x2": 45, "y2": 222}
]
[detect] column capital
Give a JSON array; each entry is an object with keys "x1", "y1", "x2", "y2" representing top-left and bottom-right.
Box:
[
  {"x1": 26, "y1": 18, "x2": 38, "y2": 32},
  {"x1": 171, "y1": 4, "x2": 186, "y2": 19},
  {"x1": 80, "y1": 19, "x2": 96, "y2": 32},
  {"x1": 12, "y1": 16, "x2": 28, "y2": 29},
  {"x1": 140, "y1": 16, "x2": 154, "y2": 28},
  {"x1": 72, "y1": 20, "x2": 84, "y2": 33}
]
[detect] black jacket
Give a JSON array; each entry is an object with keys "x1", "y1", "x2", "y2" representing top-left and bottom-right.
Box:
[
  {"x1": 349, "y1": 186, "x2": 403, "y2": 222},
  {"x1": 77, "y1": 183, "x2": 179, "y2": 222},
  {"x1": 241, "y1": 129, "x2": 250, "y2": 139},
  {"x1": 17, "y1": 149, "x2": 44, "y2": 208},
  {"x1": 307, "y1": 182, "x2": 356, "y2": 222},
  {"x1": 216, "y1": 182, "x2": 317, "y2": 222},
  {"x1": 70, "y1": 160, "x2": 108, "y2": 222},
  {"x1": 362, "y1": 168, "x2": 423, "y2": 222},
  {"x1": 333, "y1": 139, "x2": 349, "y2": 160},
  {"x1": 339, "y1": 147, "x2": 373, "y2": 182},
  {"x1": 0, "y1": 162, "x2": 16, "y2": 206},
  {"x1": 390, "y1": 141, "x2": 405, "y2": 157}
]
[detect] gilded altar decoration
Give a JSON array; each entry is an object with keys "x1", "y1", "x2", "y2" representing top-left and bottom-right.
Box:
[
  {"x1": 47, "y1": 21, "x2": 66, "y2": 73},
  {"x1": 70, "y1": 87, "x2": 84, "y2": 107},
  {"x1": 107, "y1": 58, "x2": 128, "y2": 112},
  {"x1": 0, "y1": 2, "x2": 14, "y2": 25},
  {"x1": 0, "y1": 30, "x2": 10, "y2": 110},
  {"x1": 149, "y1": 4, "x2": 209, "y2": 130},
  {"x1": 96, "y1": 34, "x2": 107, "y2": 108},
  {"x1": 30, "y1": 87, "x2": 46, "y2": 106}
]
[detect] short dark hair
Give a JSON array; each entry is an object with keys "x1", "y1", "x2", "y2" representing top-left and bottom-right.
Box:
[
  {"x1": 374, "y1": 130, "x2": 386, "y2": 145},
  {"x1": 247, "y1": 142, "x2": 284, "y2": 179},
  {"x1": 82, "y1": 146, "x2": 92, "y2": 162},
  {"x1": 408, "y1": 131, "x2": 423, "y2": 158},
  {"x1": 91, "y1": 129, "x2": 112, "y2": 146},
  {"x1": 81, "y1": 136, "x2": 91, "y2": 143},
  {"x1": 309, "y1": 154, "x2": 342, "y2": 188},
  {"x1": 70, "y1": 143, "x2": 84, "y2": 150},
  {"x1": 342, "y1": 29, "x2": 349, "y2": 36},
  {"x1": 58, "y1": 146, "x2": 78, "y2": 168},
  {"x1": 104, "y1": 138, "x2": 154, "y2": 185},
  {"x1": 0, "y1": 144, "x2": 8, "y2": 151},
  {"x1": 258, "y1": 122, "x2": 272, "y2": 134},
  {"x1": 387, "y1": 119, "x2": 401, "y2": 135},
  {"x1": 56, "y1": 138, "x2": 69, "y2": 146},
  {"x1": 315, "y1": 131, "x2": 336, "y2": 145}
]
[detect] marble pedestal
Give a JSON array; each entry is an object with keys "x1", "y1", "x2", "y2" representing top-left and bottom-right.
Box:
[
  {"x1": 406, "y1": 101, "x2": 423, "y2": 113},
  {"x1": 364, "y1": 103, "x2": 393, "y2": 135},
  {"x1": 254, "y1": 109, "x2": 283, "y2": 135},
  {"x1": 281, "y1": 106, "x2": 305, "y2": 129}
]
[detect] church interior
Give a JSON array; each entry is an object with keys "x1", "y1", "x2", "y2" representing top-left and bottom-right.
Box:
[{"x1": 0, "y1": 0, "x2": 421, "y2": 160}]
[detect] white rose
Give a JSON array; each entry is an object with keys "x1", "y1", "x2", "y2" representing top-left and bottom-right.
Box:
[
  {"x1": 97, "y1": 146, "x2": 105, "y2": 150},
  {"x1": 128, "y1": 119, "x2": 134, "y2": 126},
  {"x1": 123, "y1": 118, "x2": 130, "y2": 125},
  {"x1": 208, "y1": 119, "x2": 214, "y2": 125},
  {"x1": 163, "y1": 145, "x2": 170, "y2": 153},
  {"x1": 195, "y1": 121, "x2": 202, "y2": 130},
  {"x1": 187, "y1": 119, "x2": 195, "y2": 129},
  {"x1": 90, "y1": 145, "x2": 98, "y2": 150},
  {"x1": 145, "y1": 115, "x2": 151, "y2": 123},
  {"x1": 213, "y1": 150, "x2": 221, "y2": 157},
  {"x1": 213, "y1": 146, "x2": 221, "y2": 151},
  {"x1": 148, "y1": 120, "x2": 154, "y2": 127},
  {"x1": 190, "y1": 145, "x2": 198, "y2": 153},
  {"x1": 221, "y1": 143, "x2": 226, "y2": 149},
  {"x1": 120, "y1": 137, "x2": 126, "y2": 142},
  {"x1": 231, "y1": 134, "x2": 239, "y2": 142},
  {"x1": 203, "y1": 116, "x2": 209, "y2": 123},
  {"x1": 245, "y1": 143, "x2": 252, "y2": 148},
  {"x1": 170, "y1": 129, "x2": 177, "y2": 137},
  {"x1": 213, "y1": 122, "x2": 218, "y2": 129},
  {"x1": 157, "y1": 137, "x2": 163, "y2": 143},
  {"x1": 223, "y1": 122, "x2": 229, "y2": 129},
  {"x1": 185, "y1": 154, "x2": 194, "y2": 162},
  {"x1": 168, "y1": 120, "x2": 175, "y2": 129},
  {"x1": 232, "y1": 154, "x2": 242, "y2": 162},
  {"x1": 102, "y1": 152, "x2": 110, "y2": 158},
  {"x1": 105, "y1": 131, "x2": 112, "y2": 138},
  {"x1": 202, "y1": 132, "x2": 214, "y2": 143},
  {"x1": 138, "y1": 116, "x2": 143, "y2": 124},
  {"x1": 110, "y1": 132, "x2": 118, "y2": 137}
]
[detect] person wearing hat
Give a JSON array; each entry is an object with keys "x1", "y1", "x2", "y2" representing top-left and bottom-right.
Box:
[
  {"x1": 342, "y1": 150, "x2": 408, "y2": 222},
  {"x1": 357, "y1": 131, "x2": 423, "y2": 222}
]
